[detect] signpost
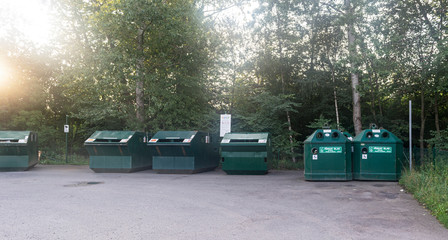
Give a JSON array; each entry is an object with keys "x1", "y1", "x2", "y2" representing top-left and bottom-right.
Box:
[
  {"x1": 220, "y1": 114, "x2": 231, "y2": 137},
  {"x1": 65, "y1": 115, "x2": 69, "y2": 163},
  {"x1": 409, "y1": 100, "x2": 412, "y2": 171}
]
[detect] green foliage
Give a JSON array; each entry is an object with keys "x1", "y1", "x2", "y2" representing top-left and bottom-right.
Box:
[
  {"x1": 306, "y1": 115, "x2": 336, "y2": 130},
  {"x1": 56, "y1": 0, "x2": 214, "y2": 133},
  {"x1": 40, "y1": 153, "x2": 89, "y2": 165},
  {"x1": 271, "y1": 158, "x2": 304, "y2": 170},
  {"x1": 427, "y1": 129, "x2": 448, "y2": 150},
  {"x1": 233, "y1": 89, "x2": 301, "y2": 158},
  {"x1": 400, "y1": 162, "x2": 448, "y2": 228}
]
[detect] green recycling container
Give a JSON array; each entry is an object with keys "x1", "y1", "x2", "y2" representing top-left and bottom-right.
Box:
[
  {"x1": 148, "y1": 131, "x2": 219, "y2": 174},
  {"x1": 220, "y1": 132, "x2": 272, "y2": 175},
  {"x1": 85, "y1": 131, "x2": 152, "y2": 173},
  {"x1": 353, "y1": 128, "x2": 404, "y2": 181},
  {"x1": 304, "y1": 129, "x2": 352, "y2": 181},
  {"x1": 0, "y1": 131, "x2": 38, "y2": 171}
]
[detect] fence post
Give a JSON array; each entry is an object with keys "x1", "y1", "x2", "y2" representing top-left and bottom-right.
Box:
[{"x1": 433, "y1": 147, "x2": 436, "y2": 167}]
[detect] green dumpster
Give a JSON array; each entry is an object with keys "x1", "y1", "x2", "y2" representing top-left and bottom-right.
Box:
[
  {"x1": 220, "y1": 132, "x2": 272, "y2": 175},
  {"x1": 304, "y1": 129, "x2": 352, "y2": 181},
  {"x1": 0, "y1": 131, "x2": 38, "y2": 171},
  {"x1": 85, "y1": 131, "x2": 152, "y2": 173},
  {"x1": 148, "y1": 131, "x2": 219, "y2": 174},
  {"x1": 353, "y1": 128, "x2": 404, "y2": 181}
]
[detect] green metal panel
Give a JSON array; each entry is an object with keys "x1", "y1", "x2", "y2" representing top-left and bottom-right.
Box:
[
  {"x1": 85, "y1": 131, "x2": 152, "y2": 173},
  {"x1": 353, "y1": 128, "x2": 404, "y2": 181},
  {"x1": 148, "y1": 131, "x2": 219, "y2": 174},
  {"x1": 0, "y1": 131, "x2": 38, "y2": 171},
  {"x1": 220, "y1": 132, "x2": 272, "y2": 175},
  {"x1": 303, "y1": 129, "x2": 352, "y2": 181}
]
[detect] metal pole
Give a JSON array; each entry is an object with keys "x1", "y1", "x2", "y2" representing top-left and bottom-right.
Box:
[
  {"x1": 65, "y1": 115, "x2": 68, "y2": 163},
  {"x1": 409, "y1": 100, "x2": 412, "y2": 171}
]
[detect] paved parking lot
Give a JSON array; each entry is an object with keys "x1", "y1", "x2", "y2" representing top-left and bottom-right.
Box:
[{"x1": 0, "y1": 165, "x2": 446, "y2": 240}]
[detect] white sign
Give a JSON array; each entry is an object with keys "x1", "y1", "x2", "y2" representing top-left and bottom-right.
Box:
[
  {"x1": 220, "y1": 114, "x2": 231, "y2": 137},
  {"x1": 64, "y1": 125, "x2": 69, "y2": 133}
]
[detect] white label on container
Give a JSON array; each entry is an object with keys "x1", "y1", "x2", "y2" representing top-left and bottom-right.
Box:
[
  {"x1": 221, "y1": 139, "x2": 230, "y2": 143},
  {"x1": 362, "y1": 154, "x2": 368, "y2": 159},
  {"x1": 323, "y1": 129, "x2": 331, "y2": 133},
  {"x1": 220, "y1": 114, "x2": 231, "y2": 137},
  {"x1": 372, "y1": 129, "x2": 381, "y2": 133},
  {"x1": 258, "y1": 139, "x2": 267, "y2": 143},
  {"x1": 312, "y1": 155, "x2": 318, "y2": 160}
]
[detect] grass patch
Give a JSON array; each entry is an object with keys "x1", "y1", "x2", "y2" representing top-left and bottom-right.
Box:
[
  {"x1": 272, "y1": 158, "x2": 304, "y2": 170},
  {"x1": 399, "y1": 161, "x2": 448, "y2": 228},
  {"x1": 39, "y1": 153, "x2": 89, "y2": 165}
]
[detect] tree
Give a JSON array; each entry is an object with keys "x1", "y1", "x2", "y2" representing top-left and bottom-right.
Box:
[{"x1": 56, "y1": 0, "x2": 213, "y2": 132}]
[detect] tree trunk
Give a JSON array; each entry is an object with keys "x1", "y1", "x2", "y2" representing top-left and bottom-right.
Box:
[
  {"x1": 434, "y1": 92, "x2": 440, "y2": 134},
  {"x1": 369, "y1": 74, "x2": 377, "y2": 124},
  {"x1": 346, "y1": 0, "x2": 362, "y2": 135},
  {"x1": 331, "y1": 65, "x2": 340, "y2": 129},
  {"x1": 280, "y1": 70, "x2": 296, "y2": 163},
  {"x1": 276, "y1": 11, "x2": 296, "y2": 163},
  {"x1": 419, "y1": 90, "x2": 425, "y2": 163},
  {"x1": 351, "y1": 72, "x2": 362, "y2": 135},
  {"x1": 135, "y1": 28, "x2": 145, "y2": 130}
]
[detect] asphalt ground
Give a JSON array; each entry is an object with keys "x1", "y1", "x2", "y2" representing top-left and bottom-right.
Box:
[{"x1": 0, "y1": 165, "x2": 446, "y2": 240}]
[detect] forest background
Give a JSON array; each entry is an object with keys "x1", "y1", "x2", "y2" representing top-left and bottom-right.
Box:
[{"x1": 0, "y1": 0, "x2": 447, "y2": 165}]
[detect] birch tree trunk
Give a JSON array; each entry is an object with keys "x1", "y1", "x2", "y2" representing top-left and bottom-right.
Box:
[
  {"x1": 277, "y1": 12, "x2": 296, "y2": 163},
  {"x1": 346, "y1": 0, "x2": 362, "y2": 135},
  {"x1": 136, "y1": 28, "x2": 145, "y2": 130}
]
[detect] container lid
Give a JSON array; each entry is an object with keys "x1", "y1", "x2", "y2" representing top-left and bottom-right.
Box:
[
  {"x1": 221, "y1": 132, "x2": 269, "y2": 144},
  {"x1": 85, "y1": 131, "x2": 136, "y2": 143},
  {"x1": 353, "y1": 129, "x2": 403, "y2": 143},
  {"x1": 304, "y1": 129, "x2": 350, "y2": 143},
  {"x1": 0, "y1": 131, "x2": 31, "y2": 143},
  {"x1": 148, "y1": 131, "x2": 198, "y2": 143}
]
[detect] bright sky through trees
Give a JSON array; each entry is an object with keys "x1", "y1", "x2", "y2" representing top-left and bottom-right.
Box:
[
  {"x1": 0, "y1": 0, "x2": 53, "y2": 46},
  {"x1": 0, "y1": 58, "x2": 10, "y2": 86}
]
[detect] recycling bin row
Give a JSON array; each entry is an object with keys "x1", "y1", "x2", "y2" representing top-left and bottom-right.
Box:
[
  {"x1": 304, "y1": 128, "x2": 404, "y2": 181},
  {"x1": 0, "y1": 129, "x2": 272, "y2": 174},
  {"x1": 84, "y1": 131, "x2": 272, "y2": 174}
]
